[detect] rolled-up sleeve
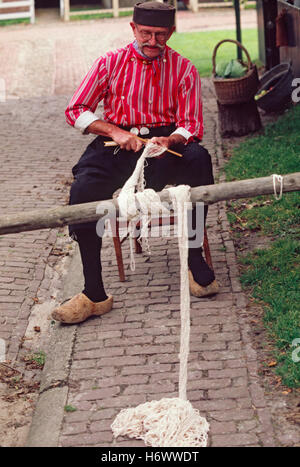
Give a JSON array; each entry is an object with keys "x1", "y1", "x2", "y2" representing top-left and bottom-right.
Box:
[
  {"x1": 65, "y1": 57, "x2": 108, "y2": 132},
  {"x1": 176, "y1": 65, "x2": 203, "y2": 140}
]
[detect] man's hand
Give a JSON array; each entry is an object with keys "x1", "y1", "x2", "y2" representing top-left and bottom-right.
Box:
[
  {"x1": 109, "y1": 127, "x2": 144, "y2": 152},
  {"x1": 86, "y1": 120, "x2": 143, "y2": 152},
  {"x1": 150, "y1": 134, "x2": 186, "y2": 151}
]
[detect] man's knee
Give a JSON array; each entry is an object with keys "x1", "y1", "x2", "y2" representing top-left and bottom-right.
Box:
[
  {"x1": 183, "y1": 142, "x2": 211, "y2": 164},
  {"x1": 180, "y1": 143, "x2": 214, "y2": 186},
  {"x1": 69, "y1": 175, "x2": 115, "y2": 206}
]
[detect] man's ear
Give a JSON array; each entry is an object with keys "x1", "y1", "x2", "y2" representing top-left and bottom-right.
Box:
[
  {"x1": 167, "y1": 25, "x2": 176, "y2": 40},
  {"x1": 130, "y1": 22, "x2": 137, "y2": 35}
]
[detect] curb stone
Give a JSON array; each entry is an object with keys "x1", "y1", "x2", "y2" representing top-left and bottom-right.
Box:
[{"x1": 25, "y1": 247, "x2": 81, "y2": 447}]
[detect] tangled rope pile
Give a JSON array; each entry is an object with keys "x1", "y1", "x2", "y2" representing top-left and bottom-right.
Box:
[{"x1": 111, "y1": 143, "x2": 209, "y2": 447}]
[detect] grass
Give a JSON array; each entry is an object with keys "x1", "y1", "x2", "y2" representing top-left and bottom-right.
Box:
[
  {"x1": 0, "y1": 18, "x2": 29, "y2": 26},
  {"x1": 64, "y1": 405, "x2": 77, "y2": 412},
  {"x1": 70, "y1": 9, "x2": 132, "y2": 21},
  {"x1": 224, "y1": 105, "x2": 300, "y2": 388},
  {"x1": 24, "y1": 351, "x2": 46, "y2": 368},
  {"x1": 168, "y1": 28, "x2": 259, "y2": 77}
]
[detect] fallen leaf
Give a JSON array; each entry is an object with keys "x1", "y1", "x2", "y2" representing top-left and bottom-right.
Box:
[
  {"x1": 268, "y1": 361, "x2": 277, "y2": 367},
  {"x1": 34, "y1": 326, "x2": 40, "y2": 332}
]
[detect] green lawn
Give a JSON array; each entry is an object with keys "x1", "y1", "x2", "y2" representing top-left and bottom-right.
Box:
[
  {"x1": 224, "y1": 105, "x2": 300, "y2": 388},
  {"x1": 70, "y1": 9, "x2": 133, "y2": 21},
  {"x1": 0, "y1": 18, "x2": 29, "y2": 26},
  {"x1": 168, "y1": 28, "x2": 259, "y2": 77}
]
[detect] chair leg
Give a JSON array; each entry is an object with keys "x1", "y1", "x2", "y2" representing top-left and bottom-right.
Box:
[
  {"x1": 135, "y1": 238, "x2": 142, "y2": 254},
  {"x1": 112, "y1": 219, "x2": 213, "y2": 282},
  {"x1": 112, "y1": 220, "x2": 125, "y2": 282},
  {"x1": 203, "y1": 227, "x2": 213, "y2": 271}
]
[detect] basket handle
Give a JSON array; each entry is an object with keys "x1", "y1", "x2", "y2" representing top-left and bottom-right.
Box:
[{"x1": 212, "y1": 39, "x2": 253, "y2": 75}]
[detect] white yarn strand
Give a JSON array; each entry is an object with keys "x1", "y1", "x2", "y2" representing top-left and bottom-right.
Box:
[
  {"x1": 168, "y1": 186, "x2": 191, "y2": 401},
  {"x1": 112, "y1": 143, "x2": 209, "y2": 447}
]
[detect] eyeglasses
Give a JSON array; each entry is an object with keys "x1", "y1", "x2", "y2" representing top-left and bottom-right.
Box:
[{"x1": 136, "y1": 28, "x2": 169, "y2": 42}]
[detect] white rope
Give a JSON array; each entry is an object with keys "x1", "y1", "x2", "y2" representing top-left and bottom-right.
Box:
[
  {"x1": 272, "y1": 174, "x2": 283, "y2": 200},
  {"x1": 111, "y1": 143, "x2": 209, "y2": 447}
]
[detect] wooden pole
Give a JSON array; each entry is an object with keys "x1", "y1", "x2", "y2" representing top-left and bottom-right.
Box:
[
  {"x1": 112, "y1": 0, "x2": 119, "y2": 18},
  {"x1": 64, "y1": 0, "x2": 70, "y2": 22},
  {"x1": 234, "y1": 0, "x2": 242, "y2": 60},
  {"x1": 0, "y1": 172, "x2": 299, "y2": 235}
]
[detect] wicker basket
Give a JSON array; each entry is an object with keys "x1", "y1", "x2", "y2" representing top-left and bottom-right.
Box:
[{"x1": 212, "y1": 39, "x2": 259, "y2": 105}]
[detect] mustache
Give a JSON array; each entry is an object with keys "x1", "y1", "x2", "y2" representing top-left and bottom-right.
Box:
[{"x1": 142, "y1": 42, "x2": 164, "y2": 50}]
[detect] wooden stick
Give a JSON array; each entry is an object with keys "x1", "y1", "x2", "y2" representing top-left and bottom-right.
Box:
[
  {"x1": 0, "y1": 172, "x2": 299, "y2": 235},
  {"x1": 104, "y1": 136, "x2": 183, "y2": 158}
]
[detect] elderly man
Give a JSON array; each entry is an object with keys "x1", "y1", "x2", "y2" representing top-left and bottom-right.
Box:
[{"x1": 52, "y1": 1, "x2": 218, "y2": 324}]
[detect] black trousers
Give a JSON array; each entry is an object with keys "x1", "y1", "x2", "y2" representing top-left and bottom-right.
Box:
[
  {"x1": 69, "y1": 127, "x2": 214, "y2": 236},
  {"x1": 68, "y1": 126, "x2": 215, "y2": 298}
]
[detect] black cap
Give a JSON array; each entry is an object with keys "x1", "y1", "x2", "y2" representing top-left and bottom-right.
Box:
[{"x1": 133, "y1": 2, "x2": 175, "y2": 28}]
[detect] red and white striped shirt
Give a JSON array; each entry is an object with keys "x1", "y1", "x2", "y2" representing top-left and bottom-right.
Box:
[{"x1": 65, "y1": 42, "x2": 203, "y2": 140}]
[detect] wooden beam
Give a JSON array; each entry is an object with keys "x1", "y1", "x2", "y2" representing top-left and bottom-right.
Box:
[
  {"x1": 0, "y1": 1, "x2": 31, "y2": 8},
  {"x1": 0, "y1": 172, "x2": 299, "y2": 235}
]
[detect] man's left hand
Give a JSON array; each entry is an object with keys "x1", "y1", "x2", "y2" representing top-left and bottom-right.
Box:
[{"x1": 150, "y1": 134, "x2": 186, "y2": 151}]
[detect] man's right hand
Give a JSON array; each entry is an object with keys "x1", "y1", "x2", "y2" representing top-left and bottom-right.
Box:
[
  {"x1": 87, "y1": 120, "x2": 144, "y2": 153},
  {"x1": 109, "y1": 127, "x2": 144, "y2": 152}
]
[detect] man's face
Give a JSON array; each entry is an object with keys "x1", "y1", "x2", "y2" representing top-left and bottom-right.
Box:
[{"x1": 130, "y1": 22, "x2": 175, "y2": 59}]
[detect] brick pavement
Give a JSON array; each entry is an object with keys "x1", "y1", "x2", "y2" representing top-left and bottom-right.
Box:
[
  {"x1": 0, "y1": 95, "x2": 88, "y2": 363},
  {"x1": 0, "y1": 10, "x2": 299, "y2": 447},
  {"x1": 56, "y1": 82, "x2": 277, "y2": 447}
]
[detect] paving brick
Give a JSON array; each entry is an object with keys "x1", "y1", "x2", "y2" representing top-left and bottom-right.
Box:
[
  {"x1": 60, "y1": 432, "x2": 113, "y2": 447},
  {"x1": 209, "y1": 420, "x2": 237, "y2": 434},
  {"x1": 97, "y1": 355, "x2": 147, "y2": 367},
  {"x1": 211, "y1": 433, "x2": 259, "y2": 447},
  {"x1": 208, "y1": 387, "x2": 251, "y2": 400},
  {"x1": 78, "y1": 386, "x2": 121, "y2": 401},
  {"x1": 121, "y1": 363, "x2": 172, "y2": 376},
  {"x1": 126, "y1": 343, "x2": 175, "y2": 356},
  {"x1": 210, "y1": 409, "x2": 255, "y2": 422}
]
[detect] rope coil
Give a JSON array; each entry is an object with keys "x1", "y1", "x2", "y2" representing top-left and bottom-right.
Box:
[
  {"x1": 272, "y1": 174, "x2": 283, "y2": 200},
  {"x1": 111, "y1": 143, "x2": 209, "y2": 447}
]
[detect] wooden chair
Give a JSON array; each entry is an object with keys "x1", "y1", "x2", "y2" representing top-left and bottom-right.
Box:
[{"x1": 111, "y1": 216, "x2": 213, "y2": 282}]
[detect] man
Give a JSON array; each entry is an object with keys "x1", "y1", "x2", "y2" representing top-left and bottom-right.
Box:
[{"x1": 52, "y1": 1, "x2": 218, "y2": 325}]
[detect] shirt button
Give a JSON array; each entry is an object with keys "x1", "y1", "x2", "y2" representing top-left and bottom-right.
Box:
[
  {"x1": 143, "y1": 60, "x2": 147, "y2": 64},
  {"x1": 121, "y1": 96, "x2": 125, "y2": 100},
  {"x1": 149, "y1": 99, "x2": 153, "y2": 104},
  {"x1": 163, "y1": 58, "x2": 167, "y2": 63}
]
